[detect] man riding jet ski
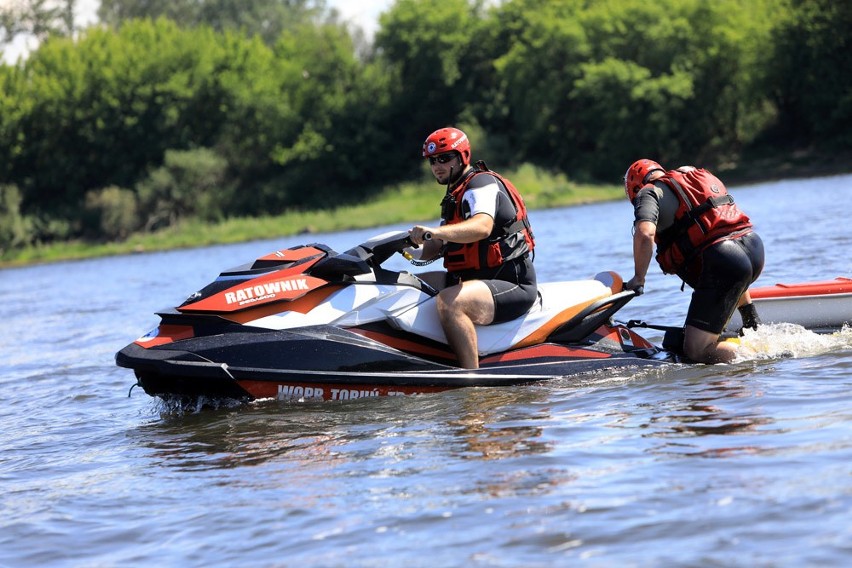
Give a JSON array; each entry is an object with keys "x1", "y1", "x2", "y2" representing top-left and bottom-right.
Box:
[{"x1": 407, "y1": 127, "x2": 538, "y2": 369}]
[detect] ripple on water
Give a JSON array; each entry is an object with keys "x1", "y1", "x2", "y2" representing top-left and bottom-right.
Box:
[{"x1": 2, "y1": 175, "x2": 852, "y2": 566}]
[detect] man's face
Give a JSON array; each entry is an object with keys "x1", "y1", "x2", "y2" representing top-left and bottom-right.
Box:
[{"x1": 428, "y1": 152, "x2": 460, "y2": 184}]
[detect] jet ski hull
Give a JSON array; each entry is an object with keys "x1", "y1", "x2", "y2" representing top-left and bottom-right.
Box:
[{"x1": 117, "y1": 323, "x2": 669, "y2": 402}]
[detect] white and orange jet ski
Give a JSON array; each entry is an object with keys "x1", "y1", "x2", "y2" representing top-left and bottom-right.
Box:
[{"x1": 116, "y1": 231, "x2": 680, "y2": 402}]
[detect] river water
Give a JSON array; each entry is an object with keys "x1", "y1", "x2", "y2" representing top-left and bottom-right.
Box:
[{"x1": 1, "y1": 174, "x2": 851, "y2": 567}]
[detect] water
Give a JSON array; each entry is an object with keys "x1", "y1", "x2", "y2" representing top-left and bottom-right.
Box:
[{"x1": 2, "y1": 174, "x2": 851, "y2": 567}]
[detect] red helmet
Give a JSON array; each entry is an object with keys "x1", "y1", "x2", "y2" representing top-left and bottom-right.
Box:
[
  {"x1": 624, "y1": 159, "x2": 664, "y2": 201},
  {"x1": 422, "y1": 127, "x2": 471, "y2": 166}
]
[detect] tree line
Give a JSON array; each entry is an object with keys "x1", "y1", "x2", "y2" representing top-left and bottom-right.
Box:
[{"x1": 1, "y1": 0, "x2": 849, "y2": 254}]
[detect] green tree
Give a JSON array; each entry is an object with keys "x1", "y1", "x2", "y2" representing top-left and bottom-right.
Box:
[
  {"x1": 136, "y1": 147, "x2": 230, "y2": 230},
  {"x1": 12, "y1": 20, "x2": 230, "y2": 214},
  {"x1": 1, "y1": 0, "x2": 78, "y2": 52},
  {"x1": 7, "y1": 19, "x2": 300, "y2": 226},
  {"x1": 374, "y1": 0, "x2": 485, "y2": 173},
  {"x1": 262, "y1": 23, "x2": 371, "y2": 205},
  {"x1": 83, "y1": 185, "x2": 139, "y2": 240},
  {"x1": 98, "y1": 0, "x2": 328, "y2": 44},
  {"x1": 487, "y1": 0, "x2": 590, "y2": 170},
  {"x1": 487, "y1": 0, "x2": 779, "y2": 178},
  {"x1": 767, "y1": 0, "x2": 852, "y2": 149}
]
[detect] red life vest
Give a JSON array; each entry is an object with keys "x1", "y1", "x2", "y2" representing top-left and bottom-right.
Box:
[
  {"x1": 442, "y1": 162, "x2": 535, "y2": 273},
  {"x1": 653, "y1": 167, "x2": 752, "y2": 274}
]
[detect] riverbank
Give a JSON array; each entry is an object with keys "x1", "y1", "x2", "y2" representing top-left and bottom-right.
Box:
[
  {"x1": 0, "y1": 163, "x2": 621, "y2": 268},
  {"x1": 717, "y1": 146, "x2": 852, "y2": 187},
  {"x1": 2, "y1": 153, "x2": 850, "y2": 269}
]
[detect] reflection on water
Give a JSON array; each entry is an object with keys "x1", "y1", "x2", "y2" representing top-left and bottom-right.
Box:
[
  {"x1": 445, "y1": 389, "x2": 552, "y2": 461},
  {"x1": 137, "y1": 388, "x2": 555, "y2": 470},
  {"x1": 642, "y1": 377, "x2": 776, "y2": 459}
]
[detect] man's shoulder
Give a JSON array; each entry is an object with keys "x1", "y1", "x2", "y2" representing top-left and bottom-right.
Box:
[
  {"x1": 467, "y1": 170, "x2": 502, "y2": 189},
  {"x1": 637, "y1": 183, "x2": 665, "y2": 199}
]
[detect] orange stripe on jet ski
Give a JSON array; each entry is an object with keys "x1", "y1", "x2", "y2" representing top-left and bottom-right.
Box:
[
  {"x1": 221, "y1": 285, "x2": 344, "y2": 324},
  {"x1": 255, "y1": 246, "x2": 326, "y2": 263},
  {"x1": 512, "y1": 294, "x2": 611, "y2": 350},
  {"x1": 350, "y1": 329, "x2": 457, "y2": 361},
  {"x1": 134, "y1": 324, "x2": 195, "y2": 348},
  {"x1": 481, "y1": 343, "x2": 611, "y2": 364},
  {"x1": 596, "y1": 271, "x2": 624, "y2": 295}
]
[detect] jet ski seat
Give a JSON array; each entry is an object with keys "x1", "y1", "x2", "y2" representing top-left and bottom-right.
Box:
[{"x1": 389, "y1": 272, "x2": 625, "y2": 355}]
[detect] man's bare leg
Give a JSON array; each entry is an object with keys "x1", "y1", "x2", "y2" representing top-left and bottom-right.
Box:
[
  {"x1": 683, "y1": 325, "x2": 737, "y2": 363},
  {"x1": 436, "y1": 281, "x2": 495, "y2": 369}
]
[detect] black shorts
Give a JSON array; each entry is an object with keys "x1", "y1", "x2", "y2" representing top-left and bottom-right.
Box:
[
  {"x1": 448, "y1": 256, "x2": 538, "y2": 323},
  {"x1": 684, "y1": 232, "x2": 765, "y2": 334}
]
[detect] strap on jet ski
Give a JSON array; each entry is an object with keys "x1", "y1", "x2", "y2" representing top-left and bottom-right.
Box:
[
  {"x1": 626, "y1": 320, "x2": 739, "y2": 354},
  {"x1": 626, "y1": 320, "x2": 685, "y2": 353}
]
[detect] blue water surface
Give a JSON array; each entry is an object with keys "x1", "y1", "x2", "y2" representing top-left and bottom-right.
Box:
[{"x1": 1, "y1": 174, "x2": 851, "y2": 567}]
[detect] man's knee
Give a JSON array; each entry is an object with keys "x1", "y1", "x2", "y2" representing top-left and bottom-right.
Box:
[
  {"x1": 436, "y1": 287, "x2": 459, "y2": 318},
  {"x1": 684, "y1": 342, "x2": 710, "y2": 362},
  {"x1": 683, "y1": 326, "x2": 718, "y2": 362},
  {"x1": 437, "y1": 282, "x2": 494, "y2": 325}
]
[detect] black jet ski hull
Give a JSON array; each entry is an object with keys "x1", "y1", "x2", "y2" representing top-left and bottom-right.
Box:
[{"x1": 117, "y1": 324, "x2": 670, "y2": 402}]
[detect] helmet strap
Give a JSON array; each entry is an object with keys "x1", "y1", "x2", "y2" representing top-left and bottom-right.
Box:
[{"x1": 448, "y1": 164, "x2": 467, "y2": 187}]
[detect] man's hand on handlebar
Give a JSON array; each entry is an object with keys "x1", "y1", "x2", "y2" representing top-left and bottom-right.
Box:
[
  {"x1": 624, "y1": 276, "x2": 645, "y2": 296},
  {"x1": 408, "y1": 226, "x2": 434, "y2": 246}
]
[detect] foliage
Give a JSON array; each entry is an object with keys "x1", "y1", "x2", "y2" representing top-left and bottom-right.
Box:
[
  {"x1": 135, "y1": 147, "x2": 231, "y2": 230},
  {"x1": 98, "y1": 0, "x2": 328, "y2": 44},
  {"x1": 9, "y1": 19, "x2": 266, "y2": 215},
  {"x1": 486, "y1": 0, "x2": 780, "y2": 178},
  {"x1": 264, "y1": 22, "x2": 376, "y2": 207},
  {"x1": 0, "y1": 183, "x2": 32, "y2": 253},
  {"x1": 0, "y1": 0, "x2": 76, "y2": 49},
  {"x1": 0, "y1": 0, "x2": 848, "y2": 261},
  {"x1": 766, "y1": 0, "x2": 852, "y2": 148},
  {"x1": 83, "y1": 185, "x2": 139, "y2": 240},
  {"x1": 1, "y1": 163, "x2": 621, "y2": 266},
  {"x1": 374, "y1": 0, "x2": 487, "y2": 172}
]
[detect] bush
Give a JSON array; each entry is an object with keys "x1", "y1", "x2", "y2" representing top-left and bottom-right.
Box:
[
  {"x1": 83, "y1": 186, "x2": 140, "y2": 240},
  {"x1": 0, "y1": 184, "x2": 33, "y2": 253},
  {"x1": 136, "y1": 147, "x2": 232, "y2": 231}
]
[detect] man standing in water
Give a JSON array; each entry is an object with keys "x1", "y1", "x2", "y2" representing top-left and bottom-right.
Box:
[
  {"x1": 623, "y1": 159, "x2": 764, "y2": 363},
  {"x1": 408, "y1": 127, "x2": 537, "y2": 369}
]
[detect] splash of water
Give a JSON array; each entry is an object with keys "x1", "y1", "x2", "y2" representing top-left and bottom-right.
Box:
[
  {"x1": 156, "y1": 395, "x2": 245, "y2": 415},
  {"x1": 734, "y1": 323, "x2": 852, "y2": 361}
]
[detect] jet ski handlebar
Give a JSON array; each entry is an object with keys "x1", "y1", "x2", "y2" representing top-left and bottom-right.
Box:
[{"x1": 352, "y1": 230, "x2": 420, "y2": 266}]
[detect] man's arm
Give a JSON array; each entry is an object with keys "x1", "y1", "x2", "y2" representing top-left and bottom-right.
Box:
[
  {"x1": 626, "y1": 220, "x2": 656, "y2": 290},
  {"x1": 409, "y1": 213, "x2": 494, "y2": 247},
  {"x1": 431, "y1": 213, "x2": 493, "y2": 243}
]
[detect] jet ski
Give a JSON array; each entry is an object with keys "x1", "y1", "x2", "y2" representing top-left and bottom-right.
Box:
[{"x1": 116, "y1": 231, "x2": 680, "y2": 402}]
